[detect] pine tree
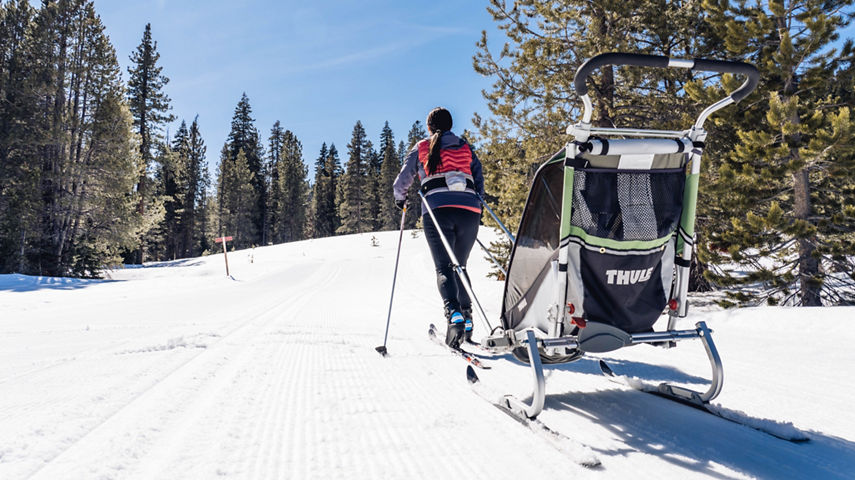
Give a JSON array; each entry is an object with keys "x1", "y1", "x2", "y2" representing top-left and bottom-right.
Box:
[
  {"x1": 184, "y1": 116, "x2": 208, "y2": 256},
  {"x1": 308, "y1": 142, "x2": 341, "y2": 238},
  {"x1": 266, "y1": 121, "x2": 285, "y2": 244},
  {"x1": 154, "y1": 117, "x2": 207, "y2": 260},
  {"x1": 378, "y1": 122, "x2": 400, "y2": 230},
  {"x1": 127, "y1": 22, "x2": 174, "y2": 264},
  {"x1": 217, "y1": 146, "x2": 257, "y2": 249},
  {"x1": 226, "y1": 93, "x2": 265, "y2": 246},
  {"x1": 308, "y1": 143, "x2": 329, "y2": 238},
  {"x1": 328, "y1": 143, "x2": 344, "y2": 235},
  {"x1": 472, "y1": 1, "x2": 737, "y2": 283},
  {"x1": 363, "y1": 139, "x2": 381, "y2": 230},
  {"x1": 0, "y1": 0, "x2": 38, "y2": 273},
  {"x1": 338, "y1": 121, "x2": 372, "y2": 234},
  {"x1": 155, "y1": 137, "x2": 183, "y2": 260},
  {"x1": 695, "y1": 0, "x2": 855, "y2": 306},
  {"x1": 473, "y1": 1, "x2": 713, "y2": 232},
  {"x1": 397, "y1": 140, "x2": 406, "y2": 165},
  {"x1": 199, "y1": 193, "x2": 217, "y2": 255},
  {"x1": 0, "y1": 0, "x2": 142, "y2": 276},
  {"x1": 273, "y1": 130, "x2": 308, "y2": 242}
]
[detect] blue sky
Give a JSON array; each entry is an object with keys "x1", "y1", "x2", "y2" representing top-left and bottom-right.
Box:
[
  {"x1": 93, "y1": 0, "x2": 855, "y2": 177},
  {"x1": 95, "y1": 0, "x2": 504, "y2": 173}
]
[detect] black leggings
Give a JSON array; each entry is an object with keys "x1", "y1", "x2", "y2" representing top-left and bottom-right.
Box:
[{"x1": 422, "y1": 208, "x2": 481, "y2": 317}]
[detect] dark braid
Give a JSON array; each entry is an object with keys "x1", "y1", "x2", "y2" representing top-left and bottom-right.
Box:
[{"x1": 426, "y1": 107, "x2": 452, "y2": 175}]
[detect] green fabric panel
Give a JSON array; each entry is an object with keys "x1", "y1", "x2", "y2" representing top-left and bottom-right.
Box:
[
  {"x1": 543, "y1": 148, "x2": 567, "y2": 165},
  {"x1": 678, "y1": 173, "x2": 700, "y2": 254},
  {"x1": 566, "y1": 226, "x2": 672, "y2": 251},
  {"x1": 560, "y1": 167, "x2": 574, "y2": 238}
]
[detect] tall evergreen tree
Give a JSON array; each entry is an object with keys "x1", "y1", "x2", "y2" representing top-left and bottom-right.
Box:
[
  {"x1": 0, "y1": 0, "x2": 141, "y2": 276},
  {"x1": 378, "y1": 122, "x2": 400, "y2": 230},
  {"x1": 397, "y1": 140, "x2": 406, "y2": 169},
  {"x1": 309, "y1": 142, "x2": 330, "y2": 238},
  {"x1": 272, "y1": 130, "x2": 308, "y2": 242},
  {"x1": 472, "y1": 1, "x2": 730, "y2": 283},
  {"x1": 184, "y1": 117, "x2": 208, "y2": 256},
  {"x1": 155, "y1": 137, "x2": 182, "y2": 260},
  {"x1": 0, "y1": 0, "x2": 38, "y2": 273},
  {"x1": 199, "y1": 193, "x2": 217, "y2": 254},
  {"x1": 127, "y1": 22, "x2": 174, "y2": 263},
  {"x1": 695, "y1": 0, "x2": 855, "y2": 305},
  {"x1": 472, "y1": 0, "x2": 712, "y2": 233},
  {"x1": 338, "y1": 121, "x2": 372, "y2": 234},
  {"x1": 154, "y1": 117, "x2": 207, "y2": 260},
  {"x1": 217, "y1": 146, "x2": 257, "y2": 249},
  {"x1": 363, "y1": 139, "x2": 381, "y2": 230},
  {"x1": 226, "y1": 93, "x2": 265, "y2": 246},
  {"x1": 309, "y1": 143, "x2": 342, "y2": 238},
  {"x1": 328, "y1": 144, "x2": 344, "y2": 235},
  {"x1": 266, "y1": 120, "x2": 285, "y2": 244}
]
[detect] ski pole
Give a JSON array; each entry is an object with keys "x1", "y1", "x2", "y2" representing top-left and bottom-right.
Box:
[
  {"x1": 478, "y1": 194, "x2": 515, "y2": 245},
  {"x1": 376, "y1": 202, "x2": 408, "y2": 356},
  {"x1": 419, "y1": 191, "x2": 494, "y2": 334}
]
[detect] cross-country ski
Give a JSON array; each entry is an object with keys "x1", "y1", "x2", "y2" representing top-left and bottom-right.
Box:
[
  {"x1": 427, "y1": 323, "x2": 490, "y2": 369},
  {"x1": 465, "y1": 366, "x2": 602, "y2": 468}
]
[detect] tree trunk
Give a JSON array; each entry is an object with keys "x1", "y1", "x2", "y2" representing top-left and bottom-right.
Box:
[
  {"x1": 135, "y1": 56, "x2": 149, "y2": 265},
  {"x1": 793, "y1": 167, "x2": 821, "y2": 305},
  {"x1": 689, "y1": 238, "x2": 713, "y2": 292},
  {"x1": 590, "y1": 7, "x2": 615, "y2": 128}
]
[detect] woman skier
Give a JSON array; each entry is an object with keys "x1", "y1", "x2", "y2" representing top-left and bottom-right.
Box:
[{"x1": 392, "y1": 107, "x2": 485, "y2": 349}]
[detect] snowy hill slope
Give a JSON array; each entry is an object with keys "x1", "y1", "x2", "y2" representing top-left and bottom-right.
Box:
[{"x1": 1, "y1": 229, "x2": 854, "y2": 479}]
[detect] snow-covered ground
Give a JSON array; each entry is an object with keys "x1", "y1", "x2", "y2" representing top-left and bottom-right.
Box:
[{"x1": 1, "y1": 228, "x2": 854, "y2": 479}]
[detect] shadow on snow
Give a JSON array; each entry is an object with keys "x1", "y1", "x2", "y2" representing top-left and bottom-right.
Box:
[
  {"x1": 499, "y1": 357, "x2": 855, "y2": 479},
  {"x1": 0, "y1": 259, "x2": 209, "y2": 292},
  {"x1": 0, "y1": 274, "x2": 121, "y2": 292}
]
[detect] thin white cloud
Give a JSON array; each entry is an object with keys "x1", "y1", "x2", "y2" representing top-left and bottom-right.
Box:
[
  {"x1": 282, "y1": 22, "x2": 469, "y2": 75},
  {"x1": 287, "y1": 43, "x2": 412, "y2": 73}
]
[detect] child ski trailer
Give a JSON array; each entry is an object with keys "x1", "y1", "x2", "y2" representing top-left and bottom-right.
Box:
[{"x1": 474, "y1": 52, "x2": 760, "y2": 418}]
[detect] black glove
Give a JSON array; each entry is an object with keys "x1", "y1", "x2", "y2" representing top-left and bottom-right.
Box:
[{"x1": 396, "y1": 199, "x2": 406, "y2": 210}]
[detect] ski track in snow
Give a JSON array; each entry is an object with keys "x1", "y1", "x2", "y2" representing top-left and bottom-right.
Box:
[{"x1": 1, "y1": 229, "x2": 855, "y2": 479}]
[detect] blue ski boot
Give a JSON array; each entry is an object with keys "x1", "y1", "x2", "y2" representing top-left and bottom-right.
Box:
[
  {"x1": 464, "y1": 319, "x2": 473, "y2": 343},
  {"x1": 446, "y1": 311, "x2": 465, "y2": 349},
  {"x1": 463, "y1": 309, "x2": 474, "y2": 343}
]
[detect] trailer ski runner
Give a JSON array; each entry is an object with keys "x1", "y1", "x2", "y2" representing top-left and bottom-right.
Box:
[
  {"x1": 596, "y1": 359, "x2": 810, "y2": 442},
  {"x1": 422, "y1": 53, "x2": 766, "y2": 424}
]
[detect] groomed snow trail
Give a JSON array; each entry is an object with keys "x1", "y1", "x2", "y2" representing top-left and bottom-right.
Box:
[{"x1": 2, "y1": 229, "x2": 854, "y2": 479}]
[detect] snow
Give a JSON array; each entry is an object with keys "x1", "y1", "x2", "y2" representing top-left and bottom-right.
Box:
[{"x1": 1, "y1": 228, "x2": 854, "y2": 479}]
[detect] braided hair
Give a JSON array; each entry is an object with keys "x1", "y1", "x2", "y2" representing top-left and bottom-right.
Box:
[{"x1": 425, "y1": 107, "x2": 453, "y2": 175}]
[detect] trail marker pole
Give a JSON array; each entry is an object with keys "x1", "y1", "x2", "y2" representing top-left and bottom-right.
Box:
[{"x1": 214, "y1": 236, "x2": 233, "y2": 277}]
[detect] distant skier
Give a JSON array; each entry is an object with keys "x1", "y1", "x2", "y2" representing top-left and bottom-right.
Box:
[{"x1": 393, "y1": 107, "x2": 485, "y2": 349}]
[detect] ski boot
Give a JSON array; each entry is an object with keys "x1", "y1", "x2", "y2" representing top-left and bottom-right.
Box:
[
  {"x1": 446, "y1": 311, "x2": 466, "y2": 349},
  {"x1": 462, "y1": 308, "x2": 474, "y2": 343}
]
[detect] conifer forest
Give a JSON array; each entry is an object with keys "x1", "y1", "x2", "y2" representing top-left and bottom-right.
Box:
[{"x1": 1, "y1": 0, "x2": 854, "y2": 307}]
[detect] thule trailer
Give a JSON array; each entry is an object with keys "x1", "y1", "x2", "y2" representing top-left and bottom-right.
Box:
[{"x1": 430, "y1": 52, "x2": 759, "y2": 420}]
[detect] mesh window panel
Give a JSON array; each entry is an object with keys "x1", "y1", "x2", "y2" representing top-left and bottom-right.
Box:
[{"x1": 570, "y1": 168, "x2": 685, "y2": 242}]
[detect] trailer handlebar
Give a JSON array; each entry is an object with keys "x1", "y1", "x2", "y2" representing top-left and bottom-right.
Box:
[{"x1": 573, "y1": 52, "x2": 759, "y2": 103}]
